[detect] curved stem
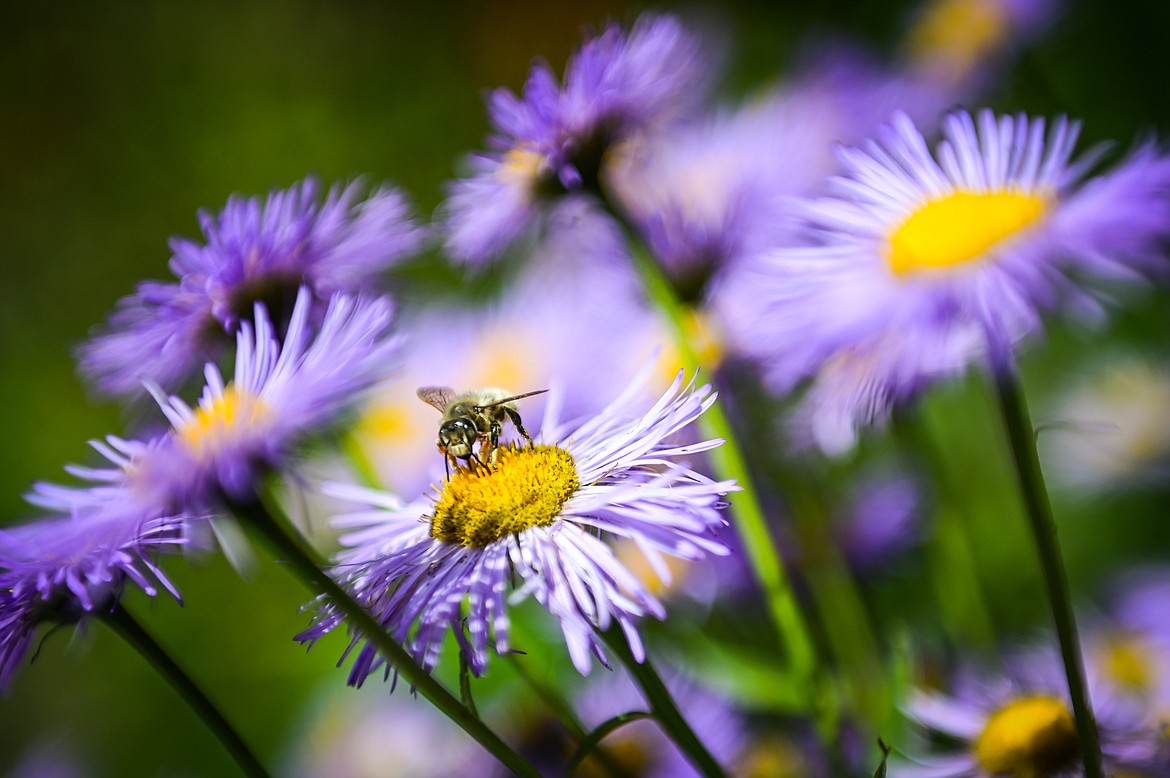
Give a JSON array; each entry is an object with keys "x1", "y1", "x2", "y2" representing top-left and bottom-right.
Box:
[
  {"x1": 565, "y1": 711, "x2": 654, "y2": 777},
  {"x1": 991, "y1": 368, "x2": 1104, "y2": 778},
  {"x1": 597, "y1": 196, "x2": 822, "y2": 720},
  {"x1": 227, "y1": 491, "x2": 541, "y2": 778},
  {"x1": 599, "y1": 627, "x2": 728, "y2": 778},
  {"x1": 102, "y1": 605, "x2": 271, "y2": 778}
]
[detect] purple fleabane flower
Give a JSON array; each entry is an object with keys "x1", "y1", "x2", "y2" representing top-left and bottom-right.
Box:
[
  {"x1": 38, "y1": 288, "x2": 398, "y2": 530},
  {"x1": 80, "y1": 178, "x2": 423, "y2": 397},
  {"x1": 0, "y1": 507, "x2": 184, "y2": 692},
  {"x1": 727, "y1": 108, "x2": 1170, "y2": 452},
  {"x1": 301, "y1": 366, "x2": 733, "y2": 683},
  {"x1": 895, "y1": 677, "x2": 1160, "y2": 777},
  {"x1": 442, "y1": 13, "x2": 712, "y2": 264}
]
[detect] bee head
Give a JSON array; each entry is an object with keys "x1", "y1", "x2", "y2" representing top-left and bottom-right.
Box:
[{"x1": 438, "y1": 417, "x2": 478, "y2": 457}]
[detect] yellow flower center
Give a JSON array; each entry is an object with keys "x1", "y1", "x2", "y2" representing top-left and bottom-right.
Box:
[
  {"x1": 1102, "y1": 635, "x2": 1155, "y2": 693},
  {"x1": 497, "y1": 148, "x2": 545, "y2": 188},
  {"x1": 887, "y1": 190, "x2": 1048, "y2": 277},
  {"x1": 655, "y1": 307, "x2": 723, "y2": 386},
  {"x1": 975, "y1": 697, "x2": 1079, "y2": 777},
  {"x1": 180, "y1": 386, "x2": 267, "y2": 454},
  {"x1": 906, "y1": 0, "x2": 1009, "y2": 80},
  {"x1": 429, "y1": 445, "x2": 578, "y2": 548}
]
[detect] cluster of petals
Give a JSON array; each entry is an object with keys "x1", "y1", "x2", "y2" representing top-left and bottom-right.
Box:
[
  {"x1": 80, "y1": 178, "x2": 423, "y2": 396},
  {"x1": 302, "y1": 367, "x2": 734, "y2": 682},
  {"x1": 0, "y1": 507, "x2": 185, "y2": 691}
]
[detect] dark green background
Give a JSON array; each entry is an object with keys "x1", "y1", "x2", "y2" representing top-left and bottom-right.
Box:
[{"x1": 2, "y1": 1, "x2": 1169, "y2": 774}]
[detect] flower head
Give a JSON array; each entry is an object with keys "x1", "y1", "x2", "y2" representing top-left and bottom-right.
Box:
[
  {"x1": 728, "y1": 109, "x2": 1170, "y2": 450},
  {"x1": 442, "y1": 13, "x2": 712, "y2": 264},
  {"x1": 143, "y1": 288, "x2": 400, "y2": 507},
  {"x1": 80, "y1": 178, "x2": 423, "y2": 397},
  {"x1": 302, "y1": 366, "x2": 733, "y2": 683},
  {"x1": 0, "y1": 507, "x2": 184, "y2": 691},
  {"x1": 39, "y1": 288, "x2": 398, "y2": 530}
]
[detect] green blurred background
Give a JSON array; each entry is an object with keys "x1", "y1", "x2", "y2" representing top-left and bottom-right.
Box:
[{"x1": 2, "y1": 1, "x2": 1169, "y2": 774}]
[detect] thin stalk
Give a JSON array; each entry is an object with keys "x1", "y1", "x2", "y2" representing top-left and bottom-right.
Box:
[
  {"x1": 599, "y1": 627, "x2": 729, "y2": 778},
  {"x1": 597, "y1": 197, "x2": 821, "y2": 718},
  {"x1": 102, "y1": 605, "x2": 271, "y2": 778},
  {"x1": 227, "y1": 492, "x2": 541, "y2": 778},
  {"x1": 504, "y1": 655, "x2": 637, "y2": 778},
  {"x1": 991, "y1": 368, "x2": 1104, "y2": 778}
]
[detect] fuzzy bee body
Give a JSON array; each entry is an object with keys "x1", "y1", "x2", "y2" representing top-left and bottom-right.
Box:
[{"x1": 417, "y1": 386, "x2": 547, "y2": 475}]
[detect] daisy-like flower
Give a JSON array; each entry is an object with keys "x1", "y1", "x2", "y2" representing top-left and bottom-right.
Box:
[
  {"x1": 903, "y1": 0, "x2": 1059, "y2": 89},
  {"x1": 442, "y1": 13, "x2": 712, "y2": 264},
  {"x1": 301, "y1": 366, "x2": 733, "y2": 683},
  {"x1": 0, "y1": 507, "x2": 184, "y2": 691},
  {"x1": 729, "y1": 108, "x2": 1170, "y2": 449},
  {"x1": 38, "y1": 288, "x2": 398, "y2": 529},
  {"x1": 80, "y1": 178, "x2": 423, "y2": 397}
]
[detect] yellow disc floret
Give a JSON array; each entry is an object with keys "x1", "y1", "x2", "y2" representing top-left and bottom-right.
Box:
[
  {"x1": 430, "y1": 445, "x2": 579, "y2": 548},
  {"x1": 887, "y1": 190, "x2": 1048, "y2": 277},
  {"x1": 1102, "y1": 634, "x2": 1155, "y2": 693},
  {"x1": 180, "y1": 385, "x2": 268, "y2": 455},
  {"x1": 975, "y1": 696, "x2": 1079, "y2": 777}
]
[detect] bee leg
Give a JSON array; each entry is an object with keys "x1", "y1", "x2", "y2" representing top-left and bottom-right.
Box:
[
  {"x1": 469, "y1": 451, "x2": 487, "y2": 472},
  {"x1": 505, "y1": 408, "x2": 535, "y2": 448},
  {"x1": 487, "y1": 420, "x2": 502, "y2": 465}
]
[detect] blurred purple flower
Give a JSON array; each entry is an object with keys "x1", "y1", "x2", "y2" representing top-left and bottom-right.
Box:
[
  {"x1": 726, "y1": 109, "x2": 1170, "y2": 452},
  {"x1": 80, "y1": 178, "x2": 423, "y2": 397},
  {"x1": 442, "y1": 13, "x2": 713, "y2": 264},
  {"x1": 0, "y1": 507, "x2": 184, "y2": 691}
]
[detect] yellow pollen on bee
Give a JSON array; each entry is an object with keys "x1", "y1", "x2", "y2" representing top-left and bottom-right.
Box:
[
  {"x1": 887, "y1": 190, "x2": 1048, "y2": 277},
  {"x1": 975, "y1": 696, "x2": 1079, "y2": 776},
  {"x1": 180, "y1": 385, "x2": 267, "y2": 454},
  {"x1": 429, "y1": 445, "x2": 579, "y2": 548},
  {"x1": 497, "y1": 148, "x2": 545, "y2": 187}
]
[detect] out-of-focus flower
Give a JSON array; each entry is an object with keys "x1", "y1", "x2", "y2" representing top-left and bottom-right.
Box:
[
  {"x1": 442, "y1": 13, "x2": 713, "y2": 264},
  {"x1": 893, "y1": 683, "x2": 1151, "y2": 772},
  {"x1": 0, "y1": 507, "x2": 184, "y2": 691},
  {"x1": 282, "y1": 687, "x2": 486, "y2": 778},
  {"x1": 727, "y1": 109, "x2": 1170, "y2": 452},
  {"x1": 903, "y1": 0, "x2": 1060, "y2": 89},
  {"x1": 80, "y1": 178, "x2": 423, "y2": 397},
  {"x1": 301, "y1": 367, "x2": 733, "y2": 684},
  {"x1": 7, "y1": 741, "x2": 89, "y2": 778},
  {"x1": 1043, "y1": 357, "x2": 1170, "y2": 492},
  {"x1": 570, "y1": 671, "x2": 746, "y2": 778},
  {"x1": 33, "y1": 288, "x2": 398, "y2": 547},
  {"x1": 832, "y1": 468, "x2": 925, "y2": 575}
]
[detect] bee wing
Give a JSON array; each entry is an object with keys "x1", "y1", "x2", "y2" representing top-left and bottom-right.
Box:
[
  {"x1": 417, "y1": 386, "x2": 456, "y2": 412},
  {"x1": 476, "y1": 388, "x2": 549, "y2": 410}
]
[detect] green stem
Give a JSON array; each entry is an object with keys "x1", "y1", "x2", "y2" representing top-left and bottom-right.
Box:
[
  {"x1": 599, "y1": 627, "x2": 728, "y2": 778},
  {"x1": 227, "y1": 492, "x2": 541, "y2": 778},
  {"x1": 505, "y1": 654, "x2": 635, "y2": 778},
  {"x1": 991, "y1": 368, "x2": 1104, "y2": 778},
  {"x1": 565, "y1": 711, "x2": 654, "y2": 777},
  {"x1": 598, "y1": 197, "x2": 822, "y2": 720},
  {"x1": 101, "y1": 605, "x2": 271, "y2": 778}
]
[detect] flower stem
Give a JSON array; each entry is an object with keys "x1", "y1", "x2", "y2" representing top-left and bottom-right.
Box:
[
  {"x1": 991, "y1": 368, "x2": 1104, "y2": 778},
  {"x1": 597, "y1": 196, "x2": 822, "y2": 718},
  {"x1": 226, "y1": 490, "x2": 541, "y2": 778},
  {"x1": 599, "y1": 627, "x2": 729, "y2": 778},
  {"x1": 101, "y1": 605, "x2": 271, "y2": 778}
]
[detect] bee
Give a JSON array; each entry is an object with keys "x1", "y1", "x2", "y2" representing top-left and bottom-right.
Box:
[{"x1": 416, "y1": 386, "x2": 548, "y2": 476}]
